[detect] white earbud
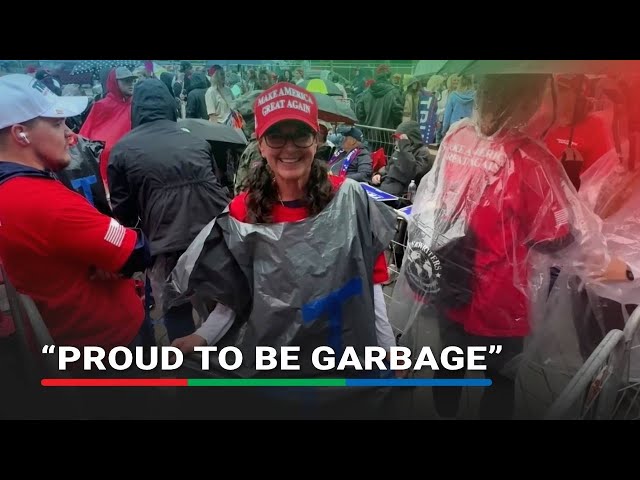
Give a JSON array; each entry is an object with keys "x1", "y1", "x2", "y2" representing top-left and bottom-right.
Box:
[{"x1": 19, "y1": 132, "x2": 30, "y2": 144}]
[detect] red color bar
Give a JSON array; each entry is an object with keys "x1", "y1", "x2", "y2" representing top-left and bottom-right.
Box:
[{"x1": 41, "y1": 378, "x2": 188, "y2": 387}]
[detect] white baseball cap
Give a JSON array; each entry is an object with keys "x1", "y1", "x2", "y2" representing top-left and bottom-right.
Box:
[{"x1": 0, "y1": 74, "x2": 89, "y2": 130}]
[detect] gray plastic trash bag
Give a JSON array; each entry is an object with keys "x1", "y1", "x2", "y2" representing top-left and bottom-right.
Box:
[{"x1": 166, "y1": 179, "x2": 397, "y2": 377}]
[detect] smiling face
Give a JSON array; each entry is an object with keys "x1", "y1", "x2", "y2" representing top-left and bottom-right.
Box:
[{"x1": 258, "y1": 120, "x2": 318, "y2": 184}]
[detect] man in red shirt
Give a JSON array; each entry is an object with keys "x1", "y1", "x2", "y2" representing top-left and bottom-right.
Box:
[{"x1": 0, "y1": 74, "x2": 151, "y2": 350}]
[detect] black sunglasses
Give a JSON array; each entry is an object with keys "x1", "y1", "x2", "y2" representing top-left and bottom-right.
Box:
[{"x1": 263, "y1": 129, "x2": 315, "y2": 148}]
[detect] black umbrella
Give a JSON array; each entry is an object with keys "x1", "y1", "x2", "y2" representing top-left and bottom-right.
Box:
[
  {"x1": 71, "y1": 60, "x2": 143, "y2": 75},
  {"x1": 178, "y1": 118, "x2": 248, "y2": 145},
  {"x1": 312, "y1": 92, "x2": 357, "y2": 124}
]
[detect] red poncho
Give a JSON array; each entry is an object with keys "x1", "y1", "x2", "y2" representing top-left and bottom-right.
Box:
[{"x1": 79, "y1": 69, "x2": 132, "y2": 188}]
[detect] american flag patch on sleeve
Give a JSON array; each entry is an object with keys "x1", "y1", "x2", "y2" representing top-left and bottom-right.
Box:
[
  {"x1": 554, "y1": 208, "x2": 569, "y2": 227},
  {"x1": 104, "y1": 218, "x2": 126, "y2": 247}
]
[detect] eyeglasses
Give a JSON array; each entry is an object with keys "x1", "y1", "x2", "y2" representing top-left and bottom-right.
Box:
[{"x1": 263, "y1": 130, "x2": 315, "y2": 148}]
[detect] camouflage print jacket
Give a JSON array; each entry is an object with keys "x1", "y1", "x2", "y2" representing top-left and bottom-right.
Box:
[{"x1": 234, "y1": 138, "x2": 263, "y2": 195}]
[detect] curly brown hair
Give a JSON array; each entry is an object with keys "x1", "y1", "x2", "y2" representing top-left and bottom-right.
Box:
[{"x1": 244, "y1": 157, "x2": 335, "y2": 224}]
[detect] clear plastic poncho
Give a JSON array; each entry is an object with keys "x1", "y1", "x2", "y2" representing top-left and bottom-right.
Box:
[
  {"x1": 578, "y1": 152, "x2": 640, "y2": 304},
  {"x1": 389, "y1": 119, "x2": 607, "y2": 333},
  {"x1": 515, "y1": 149, "x2": 640, "y2": 419},
  {"x1": 387, "y1": 76, "x2": 611, "y2": 418},
  {"x1": 517, "y1": 74, "x2": 640, "y2": 418}
]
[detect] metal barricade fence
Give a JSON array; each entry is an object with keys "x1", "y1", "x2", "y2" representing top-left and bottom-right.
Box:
[
  {"x1": 545, "y1": 305, "x2": 640, "y2": 420},
  {"x1": 1, "y1": 266, "x2": 58, "y2": 380},
  {"x1": 355, "y1": 124, "x2": 397, "y2": 160}
]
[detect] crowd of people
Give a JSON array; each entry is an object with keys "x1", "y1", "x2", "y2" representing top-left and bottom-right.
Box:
[{"x1": 0, "y1": 60, "x2": 639, "y2": 420}]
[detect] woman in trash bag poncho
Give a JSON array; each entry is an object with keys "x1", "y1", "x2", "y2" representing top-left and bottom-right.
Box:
[
  {"x1": 166, "y1": 83, "x2": 398, "y2": 378},
  {"x1": 387, "y1": 74, "x2": 618, "y2": 419}
]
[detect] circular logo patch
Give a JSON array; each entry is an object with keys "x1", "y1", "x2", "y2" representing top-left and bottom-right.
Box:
[{"x1": 404, "y1": 240, "x2": 442, "y2": 297}]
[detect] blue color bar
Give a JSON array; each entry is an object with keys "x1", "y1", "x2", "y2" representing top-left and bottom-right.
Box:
[{"x1": 345, "y1": 378, "x2": 493, "y2": 387}]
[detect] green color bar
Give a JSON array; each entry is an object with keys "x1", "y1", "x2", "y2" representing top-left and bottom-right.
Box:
[{"x1": 187, "y1": 378, "x2": 346, "y2": 387}]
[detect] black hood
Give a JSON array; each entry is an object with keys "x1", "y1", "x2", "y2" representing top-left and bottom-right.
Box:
[
  {"x1": 132, "y1": 78, "x2": 178, "y2": 128},
  {"x1": 0, "y1": 161, "x2": 57, "y2": 185},
  {"x1": 188, "y1": 72, "x2": 210, "y2": 92},
  {"x1": 396, "y1": 120, "x2": 424, "y2": 146},
  {"x1": 370, "y1": 79, "x2": 396, "y2": 98}
]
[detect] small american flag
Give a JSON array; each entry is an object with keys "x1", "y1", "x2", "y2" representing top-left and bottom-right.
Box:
[
  {"x1": 104, "y1": 218, "x2": 126, "y2": 247},
  {"x1": 554, "y1": 208, "x2": 568, "y2": 227}
]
